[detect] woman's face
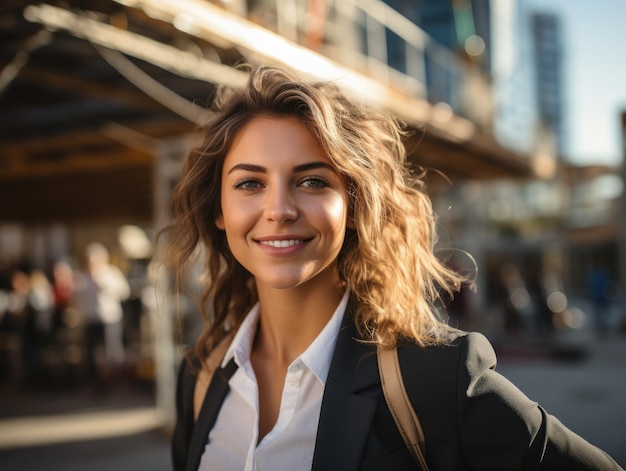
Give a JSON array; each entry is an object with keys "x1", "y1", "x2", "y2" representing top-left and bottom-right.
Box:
[{"x1": 216, "y1": 116, "x2": 350, "y2": 292}]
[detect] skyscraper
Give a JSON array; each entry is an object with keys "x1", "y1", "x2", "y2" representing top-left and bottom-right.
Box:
[{"x1": 532, "y1": 12, "x2": 565, "y2": 157}]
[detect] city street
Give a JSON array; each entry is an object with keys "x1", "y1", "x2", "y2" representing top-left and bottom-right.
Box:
[{"x1": 0, "y1": 335, "x2": 624, "y2": 470}]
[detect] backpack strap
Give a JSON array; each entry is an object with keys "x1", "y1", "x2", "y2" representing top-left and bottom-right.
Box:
[
  {"x1": 193, "y1": 331, "x2": 235, "y2": 421},
  {"x1": 377, "y1": 345, "x2": 430, "y2": 471}
]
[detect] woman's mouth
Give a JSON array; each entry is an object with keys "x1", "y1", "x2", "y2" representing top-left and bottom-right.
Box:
[{"x1": 258, "y1": 239, "x2": 305, "y2": 248}]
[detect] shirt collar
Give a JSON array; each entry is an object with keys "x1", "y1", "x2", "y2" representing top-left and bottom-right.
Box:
[
  {"x1": 221, "y1": 288, "x2": 350, "y2": 387},
  {"x1": 299, "y1": 288, "x2": 349, "y2": 384},
  {"x1": 222, "y1": 303, "x2": 259, "y2": 370}
]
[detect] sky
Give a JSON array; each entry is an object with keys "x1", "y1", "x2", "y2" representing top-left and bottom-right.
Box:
[{"x1": 527, "y1": 0, "x2": 626, "y2": 166}]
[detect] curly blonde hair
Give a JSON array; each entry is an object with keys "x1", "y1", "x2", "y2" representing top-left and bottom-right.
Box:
[{"x1": 161, "y1": 65, "x2": 464, "y2": 361}]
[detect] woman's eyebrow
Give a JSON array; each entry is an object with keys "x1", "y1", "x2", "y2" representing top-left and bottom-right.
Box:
[
  {"x1": 227, "y1": 163, "x2": 266, "y2": 175},
  {"x1": 293, "y1": 162, "x2": 335, "y2": 173}
]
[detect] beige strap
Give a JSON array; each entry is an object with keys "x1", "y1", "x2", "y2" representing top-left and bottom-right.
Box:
[
  {"x1": 193, "y1": 332, "x2": 235, "y2": 421},
  {"x1": 377, "y1": 345, "x2": 429, "y2": 471}
]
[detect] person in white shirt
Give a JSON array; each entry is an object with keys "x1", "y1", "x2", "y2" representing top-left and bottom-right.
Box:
[
  {"x1": 74, "y1": 242, "x2": 130, "y2": 385},
  {"x1": 163, "y1": 65, "x2": 623, "y2": 471}
]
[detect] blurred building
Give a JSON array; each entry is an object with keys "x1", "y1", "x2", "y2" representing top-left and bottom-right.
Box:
[
  {"x1": 440, "y1": 1, "x2": 624, "y2": 338},
  {"x1": 0, "y1": 0, "x2": 535, "y2": 278}
]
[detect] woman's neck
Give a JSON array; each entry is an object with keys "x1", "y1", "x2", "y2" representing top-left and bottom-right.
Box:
[{"x1": 253, "y1": 276, "x2": 344, "y2": 366}]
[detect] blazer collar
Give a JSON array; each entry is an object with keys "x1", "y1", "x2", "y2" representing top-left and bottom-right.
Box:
[{"x1": 312, "y1": 302, "x2": 380, "y2": 470}]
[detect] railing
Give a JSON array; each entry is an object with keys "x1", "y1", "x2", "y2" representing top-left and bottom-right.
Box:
[{"x1": 258, "y1": 0, "x2": 494, "y2": 131}]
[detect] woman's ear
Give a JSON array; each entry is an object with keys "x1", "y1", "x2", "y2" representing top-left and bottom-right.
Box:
[
  {"x1": 347, "y1": 215, "x2": 356, "y2": 230},
  {"x1": 216, "y1": 214, "x2": 225, "y2": 230}
]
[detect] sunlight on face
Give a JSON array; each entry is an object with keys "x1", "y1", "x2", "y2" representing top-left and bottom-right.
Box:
[{"x1": 217, "y1": 117, "x2": 350, "y2": 292}]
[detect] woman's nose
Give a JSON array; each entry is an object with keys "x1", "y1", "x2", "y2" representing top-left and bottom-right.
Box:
[{"x1": 264, "y1": 185, "x2": 298, "y2": 224}]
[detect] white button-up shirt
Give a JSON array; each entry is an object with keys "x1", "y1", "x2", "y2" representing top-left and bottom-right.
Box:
[{"x1": 198, "y1": 289, "x2": 350, "y2": 471}]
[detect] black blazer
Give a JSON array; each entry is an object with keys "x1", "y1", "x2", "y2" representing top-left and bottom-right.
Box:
[{"x1": 172, "y1": 310, "x2": 623, "y2": 471}]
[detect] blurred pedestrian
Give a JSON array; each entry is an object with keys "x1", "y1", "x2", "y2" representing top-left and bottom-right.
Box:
[
  {"x1": 74, "y1": 243, "x2": 130, "y2": 387},
  {"x1": 3, "y1": 267, "x2": 54, "y2": 386},
  {"x1": 587, "y1": 263, "x2": 612, "y2": 338},
  {"x1": 51, "y1": 259, "x2": 75, "y2": 332},
  {"x1": 498, "y1": 262, "x2": 534, "y2": 335},
  {"x1": 529, "y1": 267, "x2": 560, "y2": 338}
]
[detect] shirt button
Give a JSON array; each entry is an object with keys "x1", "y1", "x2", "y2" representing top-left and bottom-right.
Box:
[{"x1": 288, "y1": 376, "x2": 300, "y2": 387}]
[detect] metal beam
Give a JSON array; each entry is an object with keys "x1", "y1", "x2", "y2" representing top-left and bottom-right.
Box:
[{"x1": 23, "y1": 4, "x2": 248, "y2": 88}]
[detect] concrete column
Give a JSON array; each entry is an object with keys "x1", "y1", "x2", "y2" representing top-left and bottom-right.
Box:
[{"x1": 150, "y1": 138, "x2": 187, "y2": 430}]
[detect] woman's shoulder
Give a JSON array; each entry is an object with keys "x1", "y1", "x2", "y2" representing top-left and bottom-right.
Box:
[{"x1": 397, "y1": 325, "x2": 497, "y2": 369}]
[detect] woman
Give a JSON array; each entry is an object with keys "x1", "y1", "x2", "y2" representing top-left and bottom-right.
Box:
[{"x1": 164, "y1": 65, "x2": 622, "y2": 470}]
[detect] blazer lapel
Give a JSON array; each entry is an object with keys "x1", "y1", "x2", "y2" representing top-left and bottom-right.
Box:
[
  {"x1": 186, "y1": 358, "x2": 238, "y2": 471},
  {"x1": 312, "y1": 309, "x2": 380, "y2": 471}
]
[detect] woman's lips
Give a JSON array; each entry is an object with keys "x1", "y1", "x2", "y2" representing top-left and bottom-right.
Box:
[{"x1": 258, "y1": 239, "x2": 305, "y2": 248}]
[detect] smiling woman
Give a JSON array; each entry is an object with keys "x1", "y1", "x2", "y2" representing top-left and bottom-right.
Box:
[{"x1": 161, "y1": 65, "x2": 624, "y2": 471}]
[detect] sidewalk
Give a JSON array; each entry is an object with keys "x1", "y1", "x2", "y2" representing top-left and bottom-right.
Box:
[{"x1": 0, "y1": 383, "x2": 172, "y2": 471}]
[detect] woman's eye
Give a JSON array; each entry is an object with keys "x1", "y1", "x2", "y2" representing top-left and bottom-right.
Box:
[
  {"x1": 234, "y1": 179, "x2": 262, "y2": 190},
  {"x1": 299, "y1": 177, "x2": 328, "y2": 189}
]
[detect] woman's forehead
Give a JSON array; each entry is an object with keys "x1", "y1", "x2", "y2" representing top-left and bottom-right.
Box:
[{"x1": 224, "y1": 116, "x2": 331, "y2": 167}]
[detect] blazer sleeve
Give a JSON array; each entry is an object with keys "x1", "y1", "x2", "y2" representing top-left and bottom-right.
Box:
[
  {"x1": 171, "y1": 356, "x2": 197, "y2": 471},
  {"x1": 457, "y1": 332, "x2": 623, "y2": 471}
]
